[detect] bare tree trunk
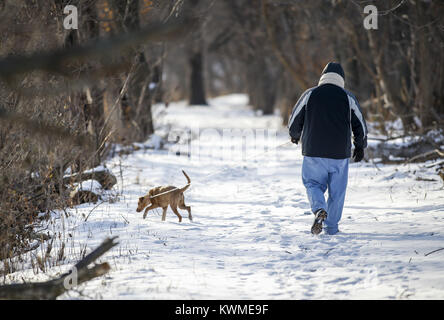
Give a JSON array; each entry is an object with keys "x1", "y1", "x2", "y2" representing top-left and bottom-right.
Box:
[
  {"x1": 261, "y1": 0, "x2": 309, "y2": 91},
  {"x1": 414, "y1": 2, "x2": 442, "y2": 130},
  {"x1": 189, "y1": 48, "x2": 208, "y2": 105},
  {"x1": 245, "y1": 53, "x2": 276, "y2": 115},
  {"x1": 117, "y1": 0, "x2": 156, "y2": 142},
  {"x1": 367, "y1": 29, "x2": 417, "y2": 133}
]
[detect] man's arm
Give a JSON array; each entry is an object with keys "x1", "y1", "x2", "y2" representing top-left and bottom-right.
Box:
[
  {"x1": 347, "y1": 92, "x2": 368, "y2": 149},
  {"x1": 288, "y1": 88, "x2": 313, "y2": 142}
]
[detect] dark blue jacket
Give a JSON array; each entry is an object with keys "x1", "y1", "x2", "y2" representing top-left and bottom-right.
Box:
[{"x1": 288, "y1": 83, "x2": 367, "y2": 159}]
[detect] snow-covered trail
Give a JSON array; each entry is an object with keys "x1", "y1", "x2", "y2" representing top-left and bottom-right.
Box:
[{"x1": 8, "y1": 95, "x2": 444, "y2": 299}]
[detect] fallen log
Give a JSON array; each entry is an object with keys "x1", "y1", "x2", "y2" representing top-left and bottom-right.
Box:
[
  {"x1": 69, "y1": 189, "x2": 100, "y2": 206},
  {"x1": 405, "y1": 149, "x2": 444, "y2": 164},
  {"x1": 0, "y1": 237, "x2": 118, "y2": 300}
]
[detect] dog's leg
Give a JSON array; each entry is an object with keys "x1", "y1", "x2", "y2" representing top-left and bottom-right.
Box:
[
  {"x1": 179, "y1": 200, "x2": 192, "y2": 221},
  {"x1": 170, "y1": 206, "x2": 183, "y2": 223},
  {"x1": 161, "y1": 207, "x2": 168, "y2": 221},
  {"x1": 143, "y1": 204, "x2": 158, "y2": 219}
]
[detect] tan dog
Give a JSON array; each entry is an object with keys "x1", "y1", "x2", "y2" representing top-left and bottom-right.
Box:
[{"x1": 136, "y1": 170, "x2": 192, "y2": 222}]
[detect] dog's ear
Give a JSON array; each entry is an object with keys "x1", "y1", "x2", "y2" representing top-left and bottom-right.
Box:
[{"x1": 139, "y1": 196, "x2": 145, "y2": 202}]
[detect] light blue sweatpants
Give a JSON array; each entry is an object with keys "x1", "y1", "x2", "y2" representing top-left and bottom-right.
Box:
[{"x1": 302, "y1": 156, "x2": 349, "y2": 235}]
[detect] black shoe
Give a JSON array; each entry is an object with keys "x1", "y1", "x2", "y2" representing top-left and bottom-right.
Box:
[{"x1": 311, "y1": 209, "x2": 327, "y2": 235}]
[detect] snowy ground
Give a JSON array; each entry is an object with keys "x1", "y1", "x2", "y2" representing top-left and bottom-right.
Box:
[{"x1": 5, "y1": 94, "x2": 444, "y2": 299}]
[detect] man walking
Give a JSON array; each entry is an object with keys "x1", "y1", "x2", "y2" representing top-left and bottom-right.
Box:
[{"x1": 288, "y1": 62, "x2": 367, "y2": 235}]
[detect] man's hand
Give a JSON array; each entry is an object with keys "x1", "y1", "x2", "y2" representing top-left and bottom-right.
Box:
[
  {"x1": 353, "y1": 147, "x2": 364, "y2": 162},
  {"x1": 291, "y1": 137, "x2": 299, "y2": 144}
]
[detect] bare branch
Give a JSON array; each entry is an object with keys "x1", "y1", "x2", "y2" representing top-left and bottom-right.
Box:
[
  {"x1": 0, "y1": 237, "x2": 119, "y2": 300},
  {"x1": 0, "y1": 105, "x2": 94, "y2": 149},
  {"x1": 0, "y1": 17, "x2": 195, "y2": 85}
]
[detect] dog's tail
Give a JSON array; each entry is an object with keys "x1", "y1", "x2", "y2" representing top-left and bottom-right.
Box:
[{"x1": 180, "y1": 170, "x2": 191, "y2": 193}]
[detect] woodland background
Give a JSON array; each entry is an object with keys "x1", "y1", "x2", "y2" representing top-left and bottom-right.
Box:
[{"x1": 0, "y1": 0, "x2": 443, "y2": 277}]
